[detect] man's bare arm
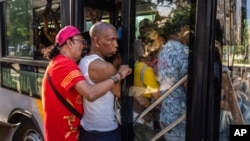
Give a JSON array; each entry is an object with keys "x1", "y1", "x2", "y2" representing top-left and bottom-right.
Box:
[
  {"x1": 75, "y1": 64, "x2": 131, "y2": 101},
  {"x1": 89, "y1": 59, "x2": 124, "y2": 97}
]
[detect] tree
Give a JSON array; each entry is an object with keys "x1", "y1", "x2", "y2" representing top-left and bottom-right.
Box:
[
  {"x1": 162, "y1": 4, "x2": 195, "y2": 39},
  {"x1": 6, "y1": 0, "x2": 32, "y2": 47}
]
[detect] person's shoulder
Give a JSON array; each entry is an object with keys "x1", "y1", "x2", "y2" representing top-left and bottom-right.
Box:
[
  {"x1": 92, "y1": 58, "x2": 112, "y2": 68},
  {"x1": 54, "y1": 55, "x2": 78, "y2": 69},
  {"x1": 88, "y1": 58, "x2": 115, "y2": 79},
  {"x1": 55, "y1": 55, "x2": 73, "y2": 63},
  {"x1": 134, "y1": 61, "x2": 146, "y2": 69},
  {"x1": 79, "y1": 53, "x2": 100, "y2": 60},
  {"x1": 135, "y1": 61, "x2": 145, "y2": 66}
]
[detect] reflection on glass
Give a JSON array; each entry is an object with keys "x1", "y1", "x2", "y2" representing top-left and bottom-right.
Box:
[
  {"x1": 5, "y1": 0, "x2": 61, "y2": 59},
  {"x1": 85, "y1": 7, "x2": 110, "y2": 31},
  {"x1": 218, "y1": 0, "x2": 250, "y2": 141},
  {"x1": 6, "y1": 0, "x2": 34, "y2": 57},
  {"x1": 133, "y1": 0, "x2": 194, "y2": 141}
]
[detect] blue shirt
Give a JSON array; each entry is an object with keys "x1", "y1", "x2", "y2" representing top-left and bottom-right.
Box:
[{"x1": 157, "y1": 40, "x2": 189, "y2": 134}]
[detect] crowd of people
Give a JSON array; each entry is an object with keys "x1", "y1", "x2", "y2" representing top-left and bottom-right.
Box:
[
  {"x1": 131, "y1": 17, "x2": 192, "y2": 141},
  {"x1": 40, "y1": 14, "x2": 193, "y2": 141},
  {"x1": 40, "y1": 17, "x2": 250, "y2": 141},
  {"x1": 41, "y1": 23, "x2": 132, "y2": 141}
]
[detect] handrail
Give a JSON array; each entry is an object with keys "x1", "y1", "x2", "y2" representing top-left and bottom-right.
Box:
[
  {"x1": 150, "y1": 114, "x2": 186, "y2": 141},
  {"x1": 134, "y1": 75, "x2": 188, "y2": 124},
  {"x1": 222, "y1": 72, "x2": 245, "y2": 124}
]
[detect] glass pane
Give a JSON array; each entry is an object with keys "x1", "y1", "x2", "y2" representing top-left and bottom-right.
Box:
[
  {"x1": 218, "y1": 0, "x2": 250, "y2": 140},
  {"x1": 133, "y1": 0, "x2": 195, "y2": 140},
  {"x1": 5, "y1": 0, "x2": 34, "y2": 57},
  {"x1": 5, "y1": 0, "x2": 61, "y2": 59},
  {"x1": 84, "y1": 7, "x2": 110, "y2": 30}
]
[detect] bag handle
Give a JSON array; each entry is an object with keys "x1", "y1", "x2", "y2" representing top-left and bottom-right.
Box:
[{"x1": 47, "y1": 73, "x2": 82, "y2": 119}]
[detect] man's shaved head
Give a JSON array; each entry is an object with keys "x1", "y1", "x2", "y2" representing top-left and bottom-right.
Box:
[{"x1": 89, "y1": 22, "x2": 116, "y2": 38}]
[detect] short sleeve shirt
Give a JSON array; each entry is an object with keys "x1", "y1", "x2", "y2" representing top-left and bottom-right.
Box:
[
  {"x1": 134, "y1": 61, "x2": 159, "y2": 98},
  {"x1": 157, "y1": 40, "x2": 189, "y2": 134},
  {"x1": 42, "y1": 55, "x2": 85, "y2": 141}
]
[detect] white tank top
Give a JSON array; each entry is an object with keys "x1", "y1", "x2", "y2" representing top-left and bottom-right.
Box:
[{"x1": 78, "y1": 54, "x2": 117, "y2": 131}]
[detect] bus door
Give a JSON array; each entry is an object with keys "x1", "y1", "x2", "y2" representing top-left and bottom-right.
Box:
[
  {"x1": 132, "y1": 0, "x2": 246, "y2": 141},
  {"x1": 78, "y1": 0, "x2": 135, "y2": 140},
  {"x1": 131, "y1": 1, "x2": 196, "y2": 141}
]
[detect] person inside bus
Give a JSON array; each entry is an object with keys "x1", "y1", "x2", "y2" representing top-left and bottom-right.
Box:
[
  {"x1": 42, "y1": 25, "x2": 132, "y2": 141},
  {"x1": 42, "y1": 13, "x2": 60, "y2": 45},
  {"x1": 38, "y1": 13, "x2": 60, "y2": 58},
  {"x1": 133, "y1": 51, "x2": 164, "y2": 141},
  {"x1": 157, "y1": 24, "x2": 191, "y2": 141},
  {"x1": 134, "y1": 18, "x2": 154, "y2": 61},
  {"x1": 78, "y1": 21, "x2": 124, "y2": 141},
  {"x1": 134, "y1": 19, "x2": 165, "y2": 61}
]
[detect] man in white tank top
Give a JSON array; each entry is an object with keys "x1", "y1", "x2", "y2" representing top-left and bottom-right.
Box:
[{"x1": 78, "y1": 22, "x2": 128, "y2": 141}]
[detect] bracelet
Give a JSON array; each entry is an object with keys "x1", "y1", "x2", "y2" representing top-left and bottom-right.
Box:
[
  {"x1": 110, "y1": 75, "x2": 119, "y2": 84},
  {"x1": 117, "y1": 72, "x2": 123, "y2": 80}
]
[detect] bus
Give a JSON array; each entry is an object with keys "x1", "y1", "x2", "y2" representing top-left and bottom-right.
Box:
[{"x1": 0, "y1": 0, "x2": 250, "y2": 141}]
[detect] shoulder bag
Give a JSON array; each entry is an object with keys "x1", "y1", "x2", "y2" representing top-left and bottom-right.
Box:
[{"x1": 47, "y1": 73, "x2": 82, "y2": 119}]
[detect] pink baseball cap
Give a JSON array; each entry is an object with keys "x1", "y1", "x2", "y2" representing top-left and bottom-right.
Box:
[{"x1": 55, "y1": 25, "x2": 82, "y2": 46}]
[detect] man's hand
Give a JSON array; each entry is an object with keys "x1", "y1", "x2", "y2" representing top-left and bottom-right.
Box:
[{"x1": 117, "y1": 65, "x2": 132, "y2": 80}]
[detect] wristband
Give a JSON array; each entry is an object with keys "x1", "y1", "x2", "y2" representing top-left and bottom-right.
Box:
[
  {"x1": 117, "y1": 72, "x2": 123, "y2": 80},
  {"x1": 110, "y1": 75, "x2": 119, "y2": 84}
]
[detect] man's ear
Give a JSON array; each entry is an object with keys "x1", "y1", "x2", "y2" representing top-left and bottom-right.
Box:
[
  {"x1": 93, "y1": 36, "x2": 100, "y2": 47},
  {"x1": 66, "y1": 39, "x2": 73, "y2": 47}
]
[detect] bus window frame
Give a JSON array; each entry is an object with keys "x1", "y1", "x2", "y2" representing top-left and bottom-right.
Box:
[
  {"x1": 186, "y1": 0, "x2": 221, "y2": 141},
  {"x1": 0, "y1": 0, "x2": 62, "y2": 66}
]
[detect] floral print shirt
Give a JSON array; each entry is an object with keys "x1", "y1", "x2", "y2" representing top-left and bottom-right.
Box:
[{"x1": 157, "y1": 40, "x2": 189, "y2": 134}]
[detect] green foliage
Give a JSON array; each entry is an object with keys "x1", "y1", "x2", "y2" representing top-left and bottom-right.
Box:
[
  {"x1": 6, "y1": 0, "x2": 32, "y2": 46},
  {"x1": 234, "y1": 45, "x2": 245, "y2": 55},
  {"x1": 162, "y1": 5, "x2": 195, "y2": 38}
]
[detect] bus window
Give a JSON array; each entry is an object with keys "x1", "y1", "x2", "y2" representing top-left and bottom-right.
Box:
[
  {"x1": 218, "y1": 0, "x2": 250, "y2": 140},
  {"x1": 5, "y1": 0, "x2": 34, "y2": 57},
  {"x1": 0, "y1": 0, "x2": 61, "y2": 140},
  {"x1": 84, "y1": 7, "x2": 111, "y2": 30},
  {"x1": 133, "y1": 0, "x2": 195, "y2": 140},
  {"x1": 5, "y1": 0, "x2": 61, "y2": 59}
]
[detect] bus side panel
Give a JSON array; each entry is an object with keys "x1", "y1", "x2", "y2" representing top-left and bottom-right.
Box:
[{"x1": 0, "y1": 87, "x2": 44, "y2": 135}]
